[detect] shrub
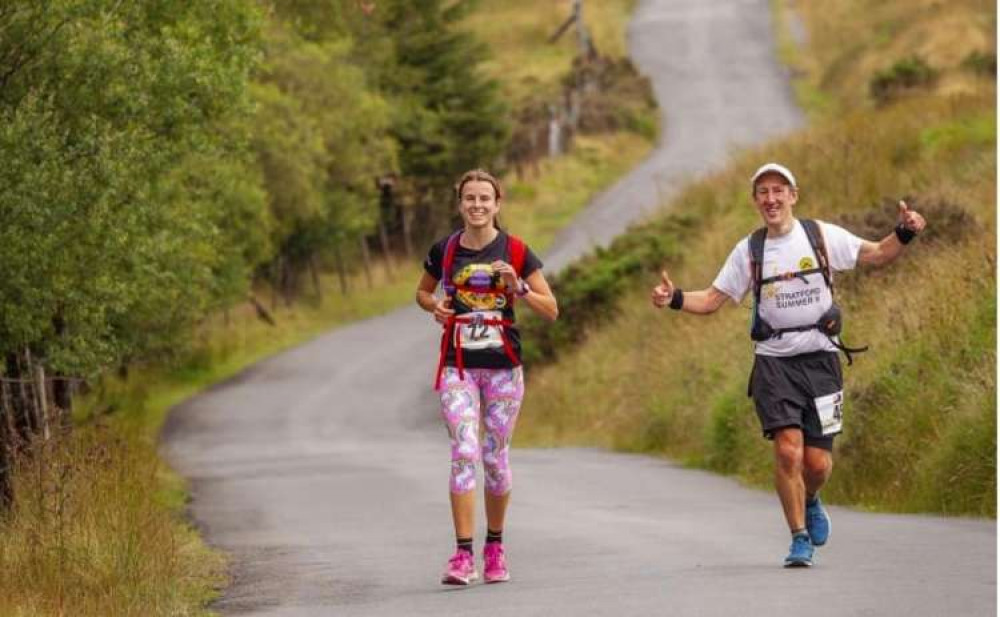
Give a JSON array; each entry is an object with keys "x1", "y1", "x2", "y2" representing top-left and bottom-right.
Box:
[
  {"x1": 869, "y1": 55, "x2": 938, "y2": 105},
  {"x1": 961, "y1": 50, "x2": 997, "y2": 78}
]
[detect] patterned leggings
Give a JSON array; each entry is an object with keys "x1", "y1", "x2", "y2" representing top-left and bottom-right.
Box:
[{"x1": 439, "y1": 367, "x2": 524, "y2": 495}]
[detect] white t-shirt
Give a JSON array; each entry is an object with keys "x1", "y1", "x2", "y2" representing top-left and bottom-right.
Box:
[{"x1": 712, "y1": 219, "x2": 863, "y2": 357}]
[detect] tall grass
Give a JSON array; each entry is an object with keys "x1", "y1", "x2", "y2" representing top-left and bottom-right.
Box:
[
  {"x1": 0, "y1": 428, "x2": 224, "y2": 616},
  {"x1": 462, "y1": 0, "x2": 636, "y2": 105},
  {"x1": 0, "y1": 259, "x2": 422, "y2": 617},
  {"x1": 782, "y1": 0, "x2": 995, "y2": 113}
]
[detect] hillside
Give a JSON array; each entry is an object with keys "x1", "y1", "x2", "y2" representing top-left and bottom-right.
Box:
[{"x1": 518, "y1": 0, "x2": 996, "y2": 516}]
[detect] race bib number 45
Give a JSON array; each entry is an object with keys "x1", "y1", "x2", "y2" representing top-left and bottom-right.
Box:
[
  {"x1": 454, "y1": 310, "x2": 504, "y2": 350},
  {"x1": 814, "y1": 390, "x2": 844, "y2": 435}
]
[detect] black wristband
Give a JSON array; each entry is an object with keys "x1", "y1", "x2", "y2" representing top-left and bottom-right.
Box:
[
  {"x1": 669, "y1": 289, "x2": 684, "y2": 310},
  {"x1": 894, "y1": 223, "x2": 916, "y2": 244}
]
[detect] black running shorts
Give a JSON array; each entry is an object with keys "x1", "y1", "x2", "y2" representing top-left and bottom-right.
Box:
[{"x1": 748, "y1": 350, "x2": 843, "y2": 451}]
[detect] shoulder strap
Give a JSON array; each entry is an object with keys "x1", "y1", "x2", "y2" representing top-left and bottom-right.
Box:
[
  {"x1": 507, "y1": 233, "x2": 526, "y2": 276},
  {"x1": 748, "y1": 227, "x2": 767, "y2": 297},
  {"x1": 441, "y1": 231, "x2": 463, "y2": 296},
  {"x1": 800, "y1": 219, "x2": 833, "y2": 290},
  {"x1": 748, "y1": 228, "x2": 768, "y2": 340}
]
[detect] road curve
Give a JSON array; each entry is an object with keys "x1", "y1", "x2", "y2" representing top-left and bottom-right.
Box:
[
  {"x1": 544, "y1": 0, "x2": 803, "y2": 271},
  {"x1": 162, "y1": 1, "x2": 996, "y2": 615}
]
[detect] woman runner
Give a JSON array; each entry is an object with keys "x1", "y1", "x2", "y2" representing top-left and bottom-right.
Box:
[{"x1": 416, "y1": 169, "x2": 558, "y2": 585}]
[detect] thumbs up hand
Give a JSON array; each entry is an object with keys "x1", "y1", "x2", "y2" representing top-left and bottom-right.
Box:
[
  {"x1": 897, "y1": 200, "x2": 927, "y2": 233},
  {"x1": 651, "y1": 269, "x2": 675, "y2": 309}
]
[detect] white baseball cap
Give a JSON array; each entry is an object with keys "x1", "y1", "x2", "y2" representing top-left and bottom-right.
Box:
[{"x1": 751, "y1": 162, "x2": 797, "y2": 191}]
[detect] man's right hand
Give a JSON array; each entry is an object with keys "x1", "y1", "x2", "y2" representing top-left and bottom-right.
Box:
[
  {"x1": 433, "y1": 297, "x2": 455, "y2": 325},
  {"x1": 651, "y1": 269, "x2": 675, "y2": 309}
]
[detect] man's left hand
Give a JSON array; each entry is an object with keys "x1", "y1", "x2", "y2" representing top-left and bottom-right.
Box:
[{"x1": 898, "y1": 200, "x2": 927, "y2": 233}]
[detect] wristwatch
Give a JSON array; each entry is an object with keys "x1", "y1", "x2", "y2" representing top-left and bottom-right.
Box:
[{"x1": 515, "y1": 278, "x2": 531, "y2": 297}]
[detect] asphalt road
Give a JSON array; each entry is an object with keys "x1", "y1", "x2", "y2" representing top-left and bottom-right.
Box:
[{"x1": 162, "y1": 1, "x2": 997, "y2": 615}]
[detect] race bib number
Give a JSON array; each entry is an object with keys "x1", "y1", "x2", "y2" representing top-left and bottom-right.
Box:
[
  {"x1": 454, "y1": 310, "x2": 503, "y2": 351},
  {"x1": 814, "y1": 390, "x2": 844, "y2": 435}
]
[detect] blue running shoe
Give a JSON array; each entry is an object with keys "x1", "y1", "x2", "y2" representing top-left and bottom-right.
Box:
[
  {"x1": 806, "y1": 496, "x2": 831, "y2": 546},
  {"x1": 784, "y1": 533, "x2": 814, "y2": 568}
]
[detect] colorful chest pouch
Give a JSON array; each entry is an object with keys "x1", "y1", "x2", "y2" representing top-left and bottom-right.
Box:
[{"x1": 434, "y1": 231, "x2": 527, "y2": 390}]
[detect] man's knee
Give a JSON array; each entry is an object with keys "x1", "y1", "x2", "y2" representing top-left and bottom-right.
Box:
[
  {"x1": 803, "y1": 448, "x2": 833, "y2": 478},
  {"x1": 773, "y1": 429, "x2": 804, "y2": 474}
]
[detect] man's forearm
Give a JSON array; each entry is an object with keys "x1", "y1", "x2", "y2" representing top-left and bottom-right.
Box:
[
  {"x1": 675, "y1": 288, "x2": 724, "y2": 315},
  {"x1": 868, "y1": 233, "x2": 906, "y2": 266}
]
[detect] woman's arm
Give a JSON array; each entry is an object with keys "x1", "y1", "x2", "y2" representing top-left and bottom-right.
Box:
[
  {"x1": 416, "y1": 272, "x2": 454, "y2": 325},
  {"x1": 517, "y1": 269, "x2": 559, "y2": 321}
]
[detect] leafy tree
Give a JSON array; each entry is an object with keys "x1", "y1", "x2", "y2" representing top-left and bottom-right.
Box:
[
  {"x1": 354, "y1": 0, "x2": 511, "y2": 241},
  {"x1": 0, "y1": 0, "x2": 265, "y2": 376},
  {"x1": 251, "y1": 15, "x2": 395, "y2": 297}
]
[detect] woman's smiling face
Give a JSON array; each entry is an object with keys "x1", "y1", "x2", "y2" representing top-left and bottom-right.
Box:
[{"x1": 459, "y1": 180, "x2": 499, "y2": 229}]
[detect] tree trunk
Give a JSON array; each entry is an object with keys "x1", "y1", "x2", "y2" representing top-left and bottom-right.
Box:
[
  {"x1": 309, "y1": 254, "x2": 324, "y2": 301},
  {"x1": 401, "y1": 206, "x2": 415, "y2": 258},
  {"x1": 377, "y1": 218, "x2": 394, "y2": 276},
  {"x1": 0, "y1": 380, "x2": 14, "y2": 509},
  {"x1": 280, "y1": 257, "x2": 295, "y2": 307},
  {"x1": 359, "y1": 236, "x2": 374, "y2": 289},
  {"x1": 270, "y1": 257, "x2": 280, "y2": 312},
  {"x1": 52, "y1": 377, "x2": 73, "y2": 432},
  {"x1": 15, "y1": 352, "x2": 36, "y2": 436},
  {"x1": 248, "y1": 294, "x2": 277, "y2": 326},
  {"x1": 332, "y1": 242, "x2": 349, "y2": 296},
  {"x1": 51, "y1": 313, "x2": 74, "y2": 430}
]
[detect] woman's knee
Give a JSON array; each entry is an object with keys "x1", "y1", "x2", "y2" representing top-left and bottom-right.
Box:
[
  {"x1": 482, "y1": 457, "x2": 512, "y2": 495},
  {"x1": 448, "y1": 459, "x2": 476, "y2": 493},
  {"x1": 482, "y1": 445, "x2": 512, "y2": 495}
]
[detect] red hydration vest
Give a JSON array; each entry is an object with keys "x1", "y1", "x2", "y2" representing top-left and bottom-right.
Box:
[{"x1": 434, "y1": 231, "x2": 527, "y2": 390}]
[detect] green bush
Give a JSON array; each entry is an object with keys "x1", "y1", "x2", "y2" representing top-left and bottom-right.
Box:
[
  {"x1": 869, "y1": 55, "x2": 939, "y2": 105},
  {"x1": 961, "y1": 50, "x2": 997, "y2": 78},
  {"x1": 520, "y1": 214, "x2": 694, "y2": 364}
]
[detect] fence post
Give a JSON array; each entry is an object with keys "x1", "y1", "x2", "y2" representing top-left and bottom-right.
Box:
[
  {"x1": 36, "y1": 364, "x2": 50, "y2": 441},
  {"x1": 0, "y1": 380, "x2": 10, "y2": 508}
]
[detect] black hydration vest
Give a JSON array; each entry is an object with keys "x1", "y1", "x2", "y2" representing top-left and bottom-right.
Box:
[{"x1": 749, "y1": 219, "x2": 868, "y2": 365}]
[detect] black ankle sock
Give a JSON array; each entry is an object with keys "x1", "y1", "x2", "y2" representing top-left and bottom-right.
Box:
[
  {"x1": 457, "y1": 537, "x2": 474, "y2": 555},
  {"x1": 486, "y1": 529, "x2": 503, "y2": 544}
]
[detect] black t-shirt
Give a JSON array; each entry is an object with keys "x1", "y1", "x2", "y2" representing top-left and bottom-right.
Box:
[{"x1": 424, "y1": 230, "x2": 543, "y2": 368}]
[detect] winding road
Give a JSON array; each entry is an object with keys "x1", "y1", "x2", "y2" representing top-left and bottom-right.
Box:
[{"x1": 162, "y1": 1, "x2": 996, "y2": 615}]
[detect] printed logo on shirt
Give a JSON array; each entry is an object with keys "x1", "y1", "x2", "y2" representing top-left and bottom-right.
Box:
[
  {"x1": 763, "y1": 266, "x2": 781, "y2": 300},
  {"x1": 799, "y1": 256, "x2": 815, "y2": 270},
  {"x1": 775, "y1": 286, "x2": 822, "y2": 309},
  {"x1": 454, "y1": 263, "x2": 508, "y2": 310},
  {"x1": 764, "y1": 265, "x2": 822, "y2": 309}
]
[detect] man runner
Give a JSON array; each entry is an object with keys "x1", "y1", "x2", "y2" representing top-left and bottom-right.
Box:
[{"x1": 650, "y1": 162, "x2": 926, "y2": 567}]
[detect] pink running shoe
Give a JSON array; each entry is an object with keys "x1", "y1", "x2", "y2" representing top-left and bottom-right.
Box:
[
  {"x1": 483, "y1": 542, "x2": 510, "y2": 583},
  {"x1": 441, "y1": 549, "x2": 478, "y2": 585}
]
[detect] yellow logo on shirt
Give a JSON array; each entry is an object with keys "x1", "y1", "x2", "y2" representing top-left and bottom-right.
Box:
[
  {"x1": 453, "y1": 264, "x2": 507, "y2": 310},
  {"x1": 799, "y1": 257, "x2": 815, "y2": 270}
]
